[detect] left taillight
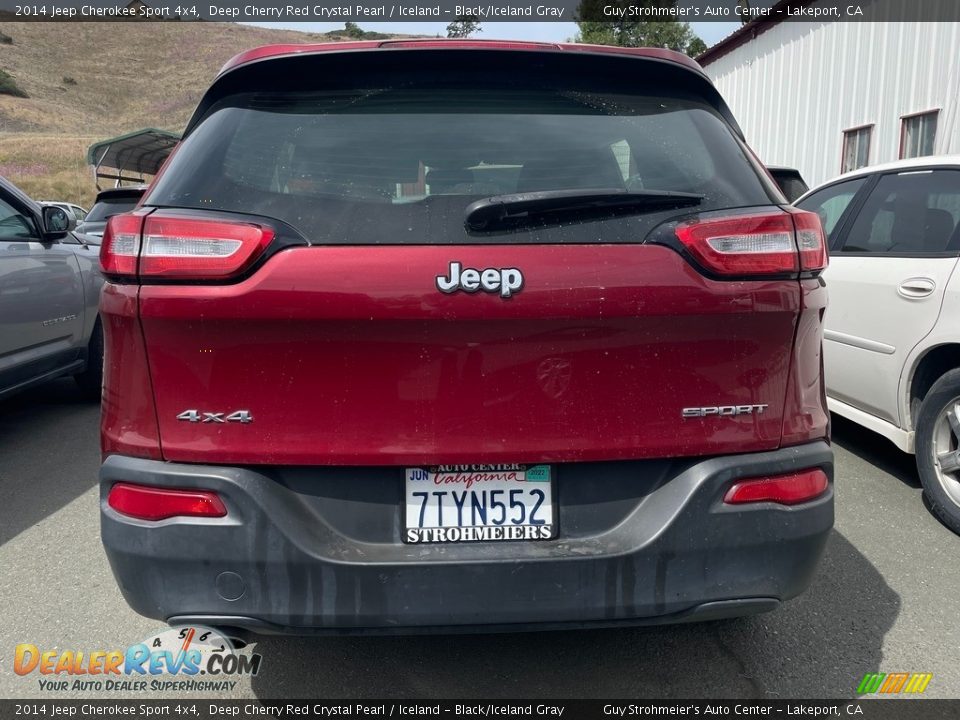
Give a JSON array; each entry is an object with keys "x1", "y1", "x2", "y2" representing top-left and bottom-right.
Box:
[
  {"x1": 107, "y1": 483, "x2": 227, "y2": 521},
  {"x1": 100, "y1": 213, "x2": 144, "y2": 280},
  {"x1": 100, "y1": 213, "x2": 274, "y2": 281}
]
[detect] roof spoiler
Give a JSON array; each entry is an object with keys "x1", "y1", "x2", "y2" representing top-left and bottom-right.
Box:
[{"x1": 183, "y1": 44, "x2": 743, "y2": 141}]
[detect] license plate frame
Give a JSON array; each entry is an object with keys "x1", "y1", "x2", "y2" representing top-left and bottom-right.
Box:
[{"x1": 403, "y1": 464, "x2": 556, "y2": 544}]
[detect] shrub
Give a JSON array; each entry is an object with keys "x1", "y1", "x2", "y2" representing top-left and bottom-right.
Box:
[
  {"x1": 63, "y1": 76, "x2": 77, "y2": 86},
  {"x1": 0, "y1": 70, "x2": 27, "y2": 98},
  {"x1": 0, "y1": 31, "x2": 12, "y2": 45}
]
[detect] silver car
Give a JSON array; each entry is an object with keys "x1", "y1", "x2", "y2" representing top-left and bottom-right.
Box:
[
  {"x1": 0, "y1": 176, "x2": 103, "y2": 400},
  {"x1": 40, "y1": 200, "x2": 87, "y2": 219}
]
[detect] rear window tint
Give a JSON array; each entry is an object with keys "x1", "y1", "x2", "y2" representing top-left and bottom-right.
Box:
[{"x1": 147, "y1": 87, "x2": 771, "y2": 243}]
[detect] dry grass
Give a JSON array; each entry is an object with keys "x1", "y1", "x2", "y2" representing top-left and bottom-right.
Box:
[
  {"x1": 0, "y1": 21, "x2": 338, "y2": 135},
  {"x1": 0, "y1": 21, "x2": 414, "y2": 203},
  {"x1": 0, "y1": 134, "x2": 95, "y2": 205}
]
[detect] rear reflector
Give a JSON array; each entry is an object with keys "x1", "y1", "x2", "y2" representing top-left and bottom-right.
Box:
[
  {"x1": 107, "y1": 482, "x2": 227, "y2": 521},
  {"x1": 673, "y1": 210, "x2": 827, "y2": 276},
  {"x1": 724, "y1": 468, "x2": 829, "y2": 506}
]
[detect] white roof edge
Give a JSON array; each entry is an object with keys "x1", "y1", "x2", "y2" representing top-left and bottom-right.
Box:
[
  {"x1": 798, "y1": 155, "x2": 960, "y2": 200},
  {"x1": 833, "y1": 155, "x2": 960, "y2": 180}
]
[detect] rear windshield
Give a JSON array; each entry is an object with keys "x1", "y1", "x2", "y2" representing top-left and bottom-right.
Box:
[
  {"x1": 84, "y1": 196, "x2": 140, "y2": 223},
  {"x1": 147, "y1": 87, "x2": 772, "y2": 243}
]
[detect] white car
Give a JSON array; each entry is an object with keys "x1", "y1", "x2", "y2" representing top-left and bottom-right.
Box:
[{"x1": 796, "y1": 156, "x2": 960, "y2": 532}]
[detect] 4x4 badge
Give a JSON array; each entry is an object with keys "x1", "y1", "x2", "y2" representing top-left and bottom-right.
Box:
[
  {"x1": 176, "y1": 410, "x2": 253, "y2": 424},
  {"x1": 436, "y1": 261, "x2": 523, "y2": 298}
]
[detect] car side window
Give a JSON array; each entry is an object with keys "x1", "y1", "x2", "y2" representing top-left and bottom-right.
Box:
[
  {"x1": 795, "y1": 177, "x2": 867, "y2": 245},
  {"x1": 0, "y1": 196, "x2": 39, "y2": 241},
  {"x1": 838, "y1": 170, "x2": 960, "y2": 255}
]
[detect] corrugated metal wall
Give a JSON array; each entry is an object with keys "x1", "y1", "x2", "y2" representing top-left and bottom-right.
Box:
[{"x1": 703, "y1": 20, "x2": 960, "y2": 188}]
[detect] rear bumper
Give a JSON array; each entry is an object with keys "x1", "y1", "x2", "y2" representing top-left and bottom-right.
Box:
[{"x1": 99, "y1": 442, "x2": 833, "y2": 634}]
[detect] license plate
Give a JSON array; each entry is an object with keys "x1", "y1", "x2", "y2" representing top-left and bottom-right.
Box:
[{"x1": 404, "y1": 464, "x2": 555, "y2": 544}]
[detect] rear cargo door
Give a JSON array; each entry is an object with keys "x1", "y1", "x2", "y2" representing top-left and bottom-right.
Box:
[{"x1": 136, "y1": 58, "x2": 800, "y2": 465}]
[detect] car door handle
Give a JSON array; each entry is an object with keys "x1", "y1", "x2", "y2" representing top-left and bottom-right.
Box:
[{"x1": 898, "y1": 277, "x2": 937, "y2": 298}]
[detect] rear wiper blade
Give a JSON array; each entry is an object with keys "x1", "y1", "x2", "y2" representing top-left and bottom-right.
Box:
[{"x1": 464, "y1": 188, "x2": 703, "y2": 232}]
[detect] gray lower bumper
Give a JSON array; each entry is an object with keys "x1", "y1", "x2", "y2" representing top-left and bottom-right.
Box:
[{"x1": 100, "y1": 442, "x2": 833, "y2": 633}]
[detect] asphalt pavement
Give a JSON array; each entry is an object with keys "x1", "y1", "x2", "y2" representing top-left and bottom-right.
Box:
[{"x1": 1, "y1": 378, "x2": 958, "y2": 699}]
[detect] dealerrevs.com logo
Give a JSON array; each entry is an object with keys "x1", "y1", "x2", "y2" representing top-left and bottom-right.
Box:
[{"x1": 14, "y1": 626, "x2": 262, "y2": 692}]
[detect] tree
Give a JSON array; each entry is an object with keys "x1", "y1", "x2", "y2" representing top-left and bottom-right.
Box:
[
  {"x1": 575, "y1": 0, "x2": 707, "y2": 57},
  {"x1": 446, "y1": 15, "x2": 481, "y2": 38},
  {"x1": 686, "y1": 34, "x2": 707, "y2": 56},
  {"x1": 342, "y1": 22, "x2": 365, "y2": 39}
]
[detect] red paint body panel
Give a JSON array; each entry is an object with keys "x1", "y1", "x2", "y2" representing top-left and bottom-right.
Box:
[
  {"x1": 781, "y1": 278, "x2": 830, "y2": 446},
  {"x1": 100, "y1": 283, "x2": 162, "y2": 460},
  {"x1": 136, "y1": 245, "x2": 802, "y2": 466},
  {"x1": 219, "y1": 40, "x2": 383, "y2": 74},
  {"x1": 219, "y1": 40, "x2": 705, "y2": 78}
]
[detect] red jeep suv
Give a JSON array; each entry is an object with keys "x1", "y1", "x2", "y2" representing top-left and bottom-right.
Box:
[{"x1": 98, "y1": 40, "x2": 833, "y2": 635}]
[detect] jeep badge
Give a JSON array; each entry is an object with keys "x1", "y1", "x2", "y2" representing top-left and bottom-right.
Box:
[{"x1": 436, "y1": 261, "x2": 524, "y2": 299}]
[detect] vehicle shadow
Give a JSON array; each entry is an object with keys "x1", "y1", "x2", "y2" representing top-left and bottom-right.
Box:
[
  {"x1": 249, "y1": 530, "x2": 897, "y2": 699},
  {"x1": 0, "y1": 378, "x2": 101, "y2": 546},
  {"x1": 831, "y1": 414, "x2": 920, "y2": 489}
]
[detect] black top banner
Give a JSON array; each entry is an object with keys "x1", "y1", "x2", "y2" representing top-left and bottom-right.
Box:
[{"x1": 2, "y1": 0, "x2": 959, "y2": 22}]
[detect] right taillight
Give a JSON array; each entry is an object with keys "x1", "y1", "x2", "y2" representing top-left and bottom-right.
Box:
[
  {"x1": 672, "y1": 209, "x2": 827, "y2": 277},
  {"x1": 100, "y1": 213, "x2": 274, "y2": 282}
]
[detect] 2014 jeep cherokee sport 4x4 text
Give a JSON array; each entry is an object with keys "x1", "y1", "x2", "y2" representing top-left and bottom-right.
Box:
[{"x1": 98, "y1": 40, "x2": 834, "y2": 635}]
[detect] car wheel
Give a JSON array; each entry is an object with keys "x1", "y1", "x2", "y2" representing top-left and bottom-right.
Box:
[
  {"x1": 74, "y1": 319, "x2": 103, "y2": 401},
  {"x1": 916, "y1": 368, "x2": 960, "y2": 534}
]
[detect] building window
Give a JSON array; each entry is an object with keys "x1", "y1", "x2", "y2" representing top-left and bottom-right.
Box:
[
  {"x1": 900, "y1": 110, "x2": 938, "y2": 159},
  {"x1": 841, "y1": 126, "x2": 872, "y2": 173}
]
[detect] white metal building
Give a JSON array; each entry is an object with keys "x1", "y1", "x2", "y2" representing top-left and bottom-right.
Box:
[{"x1": 698, "y1": 10, "x2": 960, "y2": 188}]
